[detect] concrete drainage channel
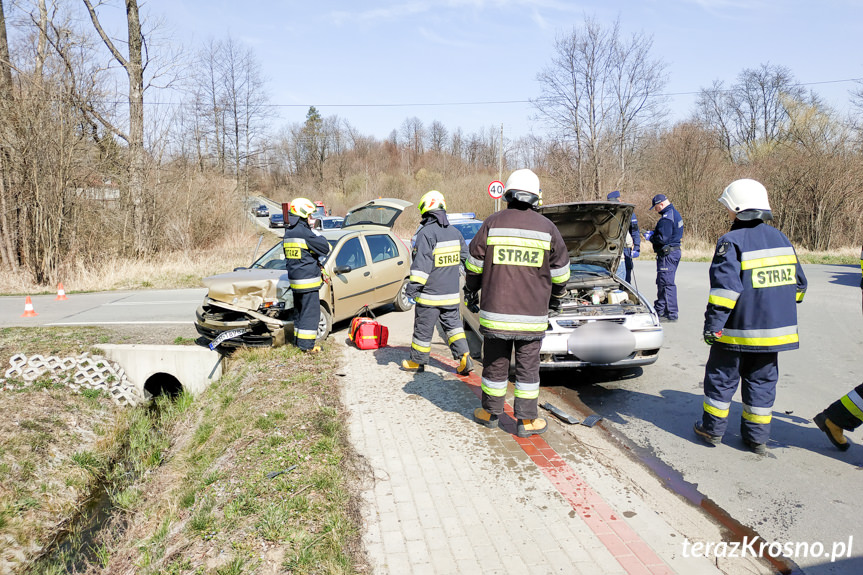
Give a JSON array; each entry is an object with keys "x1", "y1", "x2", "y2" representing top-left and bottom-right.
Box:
[
  {"x1": 95, "y1": 344, "x2": 224, "y2": 398},
  {"x1": 5, "y1": 344, "x2": 224, "y2": 572}
]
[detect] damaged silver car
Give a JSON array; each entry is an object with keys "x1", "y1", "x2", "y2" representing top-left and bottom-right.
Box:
[{"x1": 462, "y1": 201, "x2": 663, "y2": 369}]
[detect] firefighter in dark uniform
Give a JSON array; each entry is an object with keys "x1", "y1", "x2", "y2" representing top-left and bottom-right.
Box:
[
  {"x1": 694, "y1": 179, "x2": 807, "y2": 454},
  {"x1": 607, "y1": 190, "x2": 640, "y2": 283},
  {"x1": 402, "y1": 190, "x2": 474, "y2": 375},
  {"x1": 646, "y1": 194, "x2": 683, "y2": 322},
  {"x1": 465, "y1": 169, "x2": 571, "y2": 438},
  {"x1": 812, "y1": 246, "x2": 863, "y2": 451},
  {"x1": 283, "y1": 198, "x2": 331, "y2": 353}
]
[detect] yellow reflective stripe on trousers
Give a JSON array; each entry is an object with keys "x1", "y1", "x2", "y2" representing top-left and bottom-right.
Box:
[
  {"x1": 742, "y1": 404, "x2": 772, "y2": 424},
  {"x1": 447, "y1": 331, "x2": 466, "y2": 345},
  {"x1": 295, "y1": 329, "x2": 317, "y2": 340},
  {"x1": 411, "y1": 341, "x2": 431, "y2": 353},
  {"x1": 513, "y1": 380, "x2": 540, "y2": 400},
  {"x1": 703, "y1": 396, "x2": 730, "y2": 418},
  {"x1": 841, "y1": 390, "x2": 863, "y2": 422},
  {"x1": 481, "y1": 377, "x2": 508, "y2": 397}
]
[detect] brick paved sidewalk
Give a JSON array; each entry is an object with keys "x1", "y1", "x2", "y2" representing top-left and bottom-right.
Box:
[{"x1": 339, "y1": 342, "x2": 750, "y2": 575}]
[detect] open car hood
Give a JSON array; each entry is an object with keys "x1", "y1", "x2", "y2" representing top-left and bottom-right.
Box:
[
  {"x1": 539, "y1": 201, "x2": 634, "y2": 272},
  {"x1": 343, "y1": 198, "x2": 412, "y2": 228},
  {"x1": 201, "y1": 269, "x2": 290, "y2": 309}
]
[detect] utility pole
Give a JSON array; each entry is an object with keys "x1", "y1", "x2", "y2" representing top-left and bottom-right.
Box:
[{"x1": 496, "y1": 123, "x2": 503, "y2": 212}]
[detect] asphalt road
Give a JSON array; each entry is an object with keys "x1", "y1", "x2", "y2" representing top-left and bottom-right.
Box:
[
  {"x1": 549, "y1": 258, "x2": 863, "y2": 575},
  {"x1": 3, "y1": 257, "x2": 861, "y2": 574}
]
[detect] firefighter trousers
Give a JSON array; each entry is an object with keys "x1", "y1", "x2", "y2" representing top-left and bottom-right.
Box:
[
  {"x1": 700, "y1": 345, "x2": 778, "y2": 444},
  {"x1": 481, "y1": 337, "x2": 542, "y2": 420},
  {"x1": 292, "y1": 290, "x2": 319, "y2": 351},
  {"x1": 822, "y1": 383, "x2": 863, "y2": 432},
  {"x1": 409, "y1": 304, "x2": 470, "y2": 365}
]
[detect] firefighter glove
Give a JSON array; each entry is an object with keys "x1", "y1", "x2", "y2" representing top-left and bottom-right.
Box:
[
  {"x1": 703, "y1": 330, "x2": 722, "y2": 345},
  {"x1": 463, "y1": 288, "x2": 480, "y2": 313}
]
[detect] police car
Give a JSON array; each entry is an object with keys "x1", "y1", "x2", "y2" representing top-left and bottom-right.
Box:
[{"x1": 411, "y1": 212, "x2": 483, "y2": 250}]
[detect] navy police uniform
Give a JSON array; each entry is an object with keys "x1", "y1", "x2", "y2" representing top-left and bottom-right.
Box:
[
  {"x1": 283, "y1": 214, "x2": 331, "y2": 350},
  {"x1": 649, "y1": 196, "x2": 683, "y2": 319},
  {"x1": 700, "y1": 218, "x2": 806, "y2": 445},
  {"x1": 406, "y1": 210, "x2": 470, "y2": 366}
]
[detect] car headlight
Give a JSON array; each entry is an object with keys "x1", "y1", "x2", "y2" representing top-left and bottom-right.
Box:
[{"x1": 627, "y1": 315, "x2": 659, "y2": 329}]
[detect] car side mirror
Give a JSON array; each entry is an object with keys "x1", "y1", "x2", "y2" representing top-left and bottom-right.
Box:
[{"x1": 333, "y1": 265, "x2": 352, "y2": 274}]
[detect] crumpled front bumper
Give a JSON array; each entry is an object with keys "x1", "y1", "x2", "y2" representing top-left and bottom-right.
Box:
[{"x1": 194, "y1": 298, "x2": 292, "y2": 348}]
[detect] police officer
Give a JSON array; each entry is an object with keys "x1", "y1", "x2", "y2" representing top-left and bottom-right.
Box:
[
  {"x1": 646, "y1": 194, "x2": 683, "y2": 322},
  {"x1": 282, "y1": 198, "x2": 331, "y2": 353},
  {"x1": 812, "y1": 246, "x2": 863, "y2": 451},
  {"x1": 607, "y1": 190, "x2": 640, "y2": 283},
  {"x1": 465, "y1": 169, "x2": 571, "y2": 438},
  {"x1": 402, "y1": 190, "x2": 473, "y2": 375},
  {"x1": 694, "y1": 179, "x2": 807, "y2": 455}
]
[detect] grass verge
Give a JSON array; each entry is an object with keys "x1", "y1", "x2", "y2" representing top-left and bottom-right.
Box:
[{"x1": 0, "y1": 330, "x2": 367, "y2": 575}]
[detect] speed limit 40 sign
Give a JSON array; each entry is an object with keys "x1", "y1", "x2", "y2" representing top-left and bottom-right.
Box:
[{"x1": 488, "y1": 180, "x2": 504, "y2": 199}]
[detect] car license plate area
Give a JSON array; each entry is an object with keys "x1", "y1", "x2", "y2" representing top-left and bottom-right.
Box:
[{"x1": 209, "y1": 328, "x2": 250, "y2": 350}]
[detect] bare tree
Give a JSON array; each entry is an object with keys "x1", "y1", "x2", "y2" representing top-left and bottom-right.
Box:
[
  {"x1": 81, "y1": 0, "x2": 150, "y2": 254},
  {"x1": 428, "y1": 120, "x2": 448, "y2": 154},
  {"x1": 696, "y1": 63, "x2": 812, "y2": 162},
  {"x1": 534, "y1": 15, "x2": 667, "y2": 198}
]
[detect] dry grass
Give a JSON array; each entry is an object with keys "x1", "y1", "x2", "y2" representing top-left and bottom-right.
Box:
[
  {"x1": 0, "y1": 230, "x2": 279, "y2": 296},
  {"x1": 0, "y1": 327, "x2": 367, "y2": 575},
  {"x1": 92, "y1": 343, "x2": 367, "y2": 575}
]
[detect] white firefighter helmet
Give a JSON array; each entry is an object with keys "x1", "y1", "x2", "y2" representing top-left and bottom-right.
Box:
[
  {"x1": 503, "y1": 168, "x2": 541, "y2": 207},
  {"x1": 289, "y1": 197, "x2": 316, "y2": 218},
  {"x1": 418, "y1": 190, "x2": 446, "y2": 215},
  {"x1": 719, "y1": 179, "x2": 771, "y2": 214}
]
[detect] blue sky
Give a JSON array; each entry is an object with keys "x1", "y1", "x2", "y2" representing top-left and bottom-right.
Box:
[{"x1": 132, "y1": 0, "x2": 862, "y2": 140}]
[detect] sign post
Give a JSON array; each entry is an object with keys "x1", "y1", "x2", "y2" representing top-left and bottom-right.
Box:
[{"x1": 488, "y1": 180, "x2": 504, "y2": 212}]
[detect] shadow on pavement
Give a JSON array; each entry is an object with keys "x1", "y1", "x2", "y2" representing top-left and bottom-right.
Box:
[
  {"x1": 545, "y1": 369, "x2": 863, "y2": 465},
  {"x1": 825, "y1": 265, "x2": 861, "y2": 287}
]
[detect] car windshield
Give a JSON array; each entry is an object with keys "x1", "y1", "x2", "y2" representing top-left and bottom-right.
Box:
[
  {"x1": 322, "y1": 218, "x2": 343, "y2": 229},
  {"x1": 344, "y1": 205, "x2": 402, "y2": 228},
  {"x1": 251, "y1": 242, "x2": 286, "y2": 270}
]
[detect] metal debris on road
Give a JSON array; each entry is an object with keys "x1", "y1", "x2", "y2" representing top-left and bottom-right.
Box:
[{"x1": 540, "y1": 402, "x2": 580, "y2": 425}]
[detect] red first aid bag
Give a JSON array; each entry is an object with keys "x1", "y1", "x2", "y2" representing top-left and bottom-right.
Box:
[{"x1": 349, "y1": 306, "x2": 388, "y2": 350}]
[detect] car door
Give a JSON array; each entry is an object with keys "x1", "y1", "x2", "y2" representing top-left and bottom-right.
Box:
[
  {"x1": 365, "y1": 232, "x2": 407, "y2": 305},
  {"x1": 328, "y1": 235, "x2": 377, "y2": 322}
]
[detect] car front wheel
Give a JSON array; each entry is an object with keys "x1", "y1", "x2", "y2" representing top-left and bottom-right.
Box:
[
  {"x1": 393, "y1": 278, "x2": 414, "y2": 312},
  {"x1": 317, "y1": 304, "x2": 332, "y2": 341}
]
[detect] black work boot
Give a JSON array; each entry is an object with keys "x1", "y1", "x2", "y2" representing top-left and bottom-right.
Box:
[{"x1": 693, "y1": 421, "x2": 721, "y2": 446}]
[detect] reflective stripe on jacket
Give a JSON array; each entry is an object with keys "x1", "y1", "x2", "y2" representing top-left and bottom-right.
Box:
[
  {"x1": 283, "y1": 215, "x2": 331, "y2": 293},
  {"x1": 408, "y1": 211, "x2": 468, "y2": 307},
  {"x1": 465, "y1": 204, "x2": 570, "y2": 339},
  {"x1": 704, "y1": 219, "x2": 807, "y2": 352}
]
